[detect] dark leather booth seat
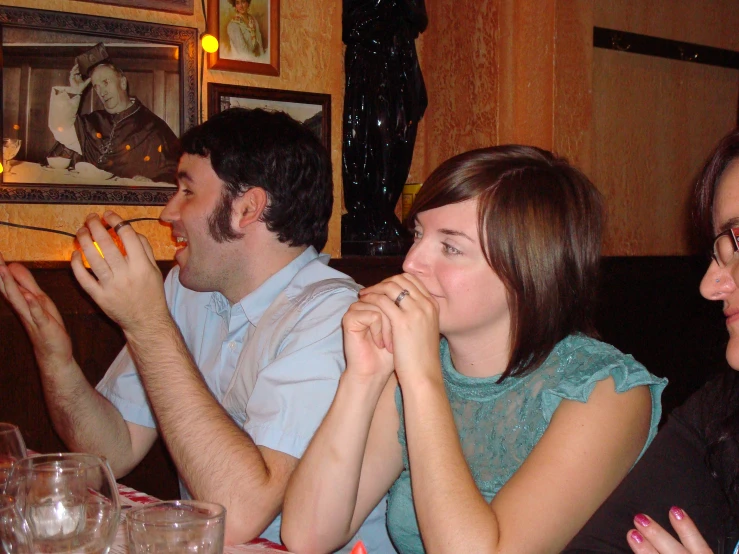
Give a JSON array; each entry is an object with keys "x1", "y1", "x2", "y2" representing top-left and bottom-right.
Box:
[{"x1": 0, "y1": 256, "x2": 727, "y2": 500}]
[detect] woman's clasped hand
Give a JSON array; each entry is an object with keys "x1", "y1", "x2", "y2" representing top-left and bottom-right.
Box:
[{"x1": 354, "y1": 274, "x2": 441, "y2": 384}]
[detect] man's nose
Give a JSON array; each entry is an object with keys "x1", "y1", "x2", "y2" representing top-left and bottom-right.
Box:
[{"x1": 160, "y1": 195, "x2": 181, "y2": 224}]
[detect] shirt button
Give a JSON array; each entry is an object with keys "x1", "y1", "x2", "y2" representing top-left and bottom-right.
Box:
[{"x1": 228, "y1": 342, "x2": 236, "y2": 351}]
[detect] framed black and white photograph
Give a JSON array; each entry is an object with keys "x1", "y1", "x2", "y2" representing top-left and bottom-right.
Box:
[
  {"x1": 77, "y1": 0, "x2": 194, "y2": 16},
  {"x1": 208, "y1": 84, "x2": 330, "y2": 152},
  {"x1": 207, "y1": 0, "x2": 279, "y2": 76},
  {"x1": 0, "y1": 6, "x2": 198, "y2": 205}
]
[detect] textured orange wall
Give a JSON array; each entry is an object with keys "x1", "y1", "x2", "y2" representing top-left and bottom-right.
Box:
[
  {"x1": 413, "y1": 0, "x2": 739, "y2": 256},
  {"x1": 411, "y1": 0, "x2": 592, "y2": 181},
  {"x1": 410, "y1": 0, "x2": 592, "y2": 177},
  {"x1": 407, "y1": 0, "x2": 499, "y2": 183},
  {"x1": 0, "y1": 0, "x2": 344, "y2": 261},
  {"x1": 552, "y1": 1, "x2": 593, "y2": 173},
  {"x1": 594, "y1": 0, "x2": 739, "y2": 50},
  {"x1": 593, "y1": 0, "x2": 739, "y2": 255}
]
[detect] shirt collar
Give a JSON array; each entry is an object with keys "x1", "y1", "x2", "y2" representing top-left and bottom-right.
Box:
[{"x1": 207, "y1": 246, "x2": 321, "y2": 326}]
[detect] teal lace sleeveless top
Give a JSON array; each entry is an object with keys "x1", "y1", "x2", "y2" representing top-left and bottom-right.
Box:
[{"x1": 386, "y1": 334, "x2": 667, "y2": 554}]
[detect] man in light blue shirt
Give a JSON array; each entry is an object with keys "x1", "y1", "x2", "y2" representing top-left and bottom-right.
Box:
[{"x1": 0, "y1": 108, "x2": 395, "y2": 553}]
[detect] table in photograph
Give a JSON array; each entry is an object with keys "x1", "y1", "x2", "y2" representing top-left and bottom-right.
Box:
[
  {"x1": 111, "y1": 484, "x2": 289, "y2": 554},
  {"x1": 3, "y1": 161, "x2": 176, "y2": 188}
]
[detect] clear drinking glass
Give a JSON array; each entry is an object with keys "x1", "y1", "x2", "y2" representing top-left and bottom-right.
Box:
[
  {"x1": 0, "y1": 494, "x2": 32, "y2": 553},
  {"x1": 6, "y1": 453, "x2": 120, "y2": 554},
  {"x1": 0, "y1": 423, "x2": 27, "y2": 492},
  {"x1": 127, "y1": 500, "x2": 226, "y2": 554},
  {"x1": 2, "y1": 138, "x2": 21, "y2": 175}
]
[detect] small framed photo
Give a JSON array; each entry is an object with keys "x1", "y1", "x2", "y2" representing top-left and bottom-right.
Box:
[
  {"x1": 0, "y1": 6, "x2": 198, "y2": 205},
  {"x1": 208, "y1": 84, "x2": 330, "y2": 152},
  {"x1": 207, "y1": 0, "x2": 279, "y2": 75}
]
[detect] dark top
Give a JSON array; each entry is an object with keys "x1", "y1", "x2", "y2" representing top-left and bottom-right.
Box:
[{"x1": 566, "y1": 370, "x2": 739, "y2": 553}]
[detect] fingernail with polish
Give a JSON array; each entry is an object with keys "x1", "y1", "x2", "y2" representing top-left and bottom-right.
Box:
[
  {"x1": 634, "y1": 514, "x2": 650, "y2": 527},
  {"x1": 630, "y1": 530, "x2": 644, "y2": 544},
  {"x1": 670, "y1": 506, "x2": 685, "y2": 520}
]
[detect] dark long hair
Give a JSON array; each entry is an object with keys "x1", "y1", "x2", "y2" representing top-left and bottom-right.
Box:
[
  {"x1": 407, "y1": 145, "x2": 604, "y2": 382},
  {"x1": 693, "y1": 127, "x2": 739, "y2": 522}
]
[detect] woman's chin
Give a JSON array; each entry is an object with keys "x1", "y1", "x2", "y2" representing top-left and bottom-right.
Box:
[{"x1": 725, "y1": 342, "x2": 739, "y2": 370}]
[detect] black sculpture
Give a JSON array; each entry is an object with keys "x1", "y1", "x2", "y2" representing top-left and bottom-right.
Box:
[{"x1": 341, "y1": 0, "x2": 428, "y2": 256}]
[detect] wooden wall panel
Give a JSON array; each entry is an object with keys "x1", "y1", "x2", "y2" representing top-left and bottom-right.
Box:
[
  {"x1": 592, "y1": 0, "x2": 739, "y2": 256},
  {"x1": 594, "y1": 0, "x2": 739, "y2": 51},
  {"x1": 416, "y1": 0, "x2": 499, "y2": 179},
  {"x1": 593, "y1": 50, "x2": 738, "y2": 256}
]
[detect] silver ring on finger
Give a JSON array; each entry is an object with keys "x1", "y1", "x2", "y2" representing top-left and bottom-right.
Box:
[
  {"x1": 394, "y1": 289, "x2": 410, "y2": 308},
  {"x1": 112, "y1": 220, "x2": 132, "y2": 234}
]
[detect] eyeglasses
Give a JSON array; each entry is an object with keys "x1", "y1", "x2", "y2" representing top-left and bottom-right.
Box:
[{"x1": 712, "y1": 227, "x2": 739, "y2": 267}]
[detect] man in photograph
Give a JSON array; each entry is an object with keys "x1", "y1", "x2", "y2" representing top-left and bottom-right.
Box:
[{"x1": 48, "y1": 61, "x2": 180, "y2": 183}]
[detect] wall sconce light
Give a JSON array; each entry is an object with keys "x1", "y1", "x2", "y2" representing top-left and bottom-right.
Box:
[{"x1": 201, "y1": 33, "x2": 219, "y2": 53}]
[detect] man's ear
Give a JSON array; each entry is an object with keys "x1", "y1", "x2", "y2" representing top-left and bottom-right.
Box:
[
  {"x1": 120, "y1": 76, "x2": 128, "y2": 92},
  {"x1": 233, "y1": 187, "x2": 268, "y2": 230}
]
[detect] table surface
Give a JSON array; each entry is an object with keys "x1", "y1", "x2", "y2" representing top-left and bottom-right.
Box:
[{"x1": 111, "y1": 484, "x2": 289, "y2": 554}]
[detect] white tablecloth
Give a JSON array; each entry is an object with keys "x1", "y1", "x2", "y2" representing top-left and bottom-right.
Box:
[{"x1": 3, "y1": 161, "x2": 175, "y2": 188}]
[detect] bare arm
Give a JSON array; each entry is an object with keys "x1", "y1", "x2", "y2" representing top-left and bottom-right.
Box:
[
  {"x1": 403, "y1": 374, "x2": 651, "y2": 553},
  {"x1": 282, "y1": 371, "x2": 403, "y2": 554},
  {"x1": 123, "y1": 314, "x2": 297, "y2": 544},
  {"x1": 0, "y1": 253, "x2": 152, "y2": 475},
  {"x1": 282, "y1": 298, "x2": 405, "y2": 553}
]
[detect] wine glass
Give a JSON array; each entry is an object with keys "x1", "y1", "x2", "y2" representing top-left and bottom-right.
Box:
[
  {"x1": 6, "y1": 453, "x2": 120, "y2": 554},
  {"x1": 0, "y1": 423, "x2": 27, "y2": 492},
  {"x1": 2, "y1": 138, "x2": 21, "y2": 175},
  {"x1": 0, "y1": 494, "x2": 32, "y2": 553}
]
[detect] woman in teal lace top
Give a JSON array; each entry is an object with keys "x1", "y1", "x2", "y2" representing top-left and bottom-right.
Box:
[{"x1": 282, "y1": 146, "x2": 667, "y2": 554}]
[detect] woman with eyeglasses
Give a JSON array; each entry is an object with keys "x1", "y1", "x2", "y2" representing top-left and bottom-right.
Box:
[
  {"x1": 566, "y1": 128, "x2": 739, "y2": 554},
  {"x1": 281, "y1": 145, "x2": 667, "y2": 554}
]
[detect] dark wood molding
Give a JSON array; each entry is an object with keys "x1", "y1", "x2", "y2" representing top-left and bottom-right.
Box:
[{"x1": 593, "y1": 27, "x2": 739, "y2": 70}]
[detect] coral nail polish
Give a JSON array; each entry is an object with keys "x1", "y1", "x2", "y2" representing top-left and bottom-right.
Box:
[
  {"x1": 634, "y1": 514, "x2": 650, "y2": 527},
  {"x1": 630, "y1": 530, "x2": 644, "y2": 544},
  {"x1": 670, "y1": 506, "x2": 685, "y2": 520}
]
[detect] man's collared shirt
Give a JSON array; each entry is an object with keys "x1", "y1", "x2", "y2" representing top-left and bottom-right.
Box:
[{"x1": 97, "y1": 247, "x2": 396, "y2": 552}]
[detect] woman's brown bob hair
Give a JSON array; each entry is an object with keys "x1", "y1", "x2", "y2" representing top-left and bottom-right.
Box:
[
  {"x1": 693, "y1": 127, "x2": 739, "y2": 250},
  {"x1": 406, "y1": 145, "x2": 604, "y2": 382}
]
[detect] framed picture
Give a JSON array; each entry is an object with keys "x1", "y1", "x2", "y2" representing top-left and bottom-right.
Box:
[
  {"x1": 207, "y1": 0, "x2": 279, "y2": 75},
  {"x1": 0, "y1": 6, "x2": 198, "y2": 205},
  {"x1": 75, "y1": 0, "x2": 194, "y2": 16},
  {"x1": 208, "y1": 84, "x2": 330, "y2": 152}
]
